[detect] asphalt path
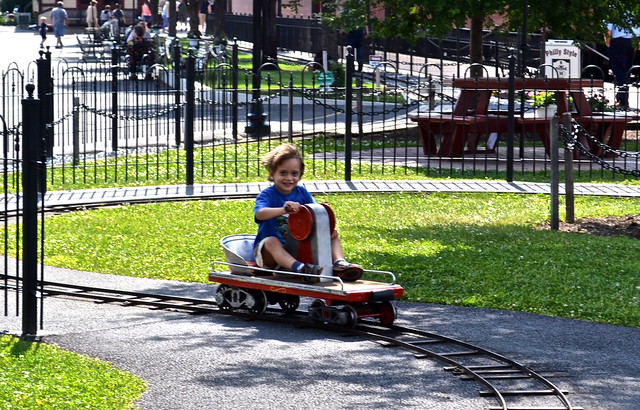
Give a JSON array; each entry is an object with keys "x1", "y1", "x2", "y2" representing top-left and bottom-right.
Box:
[{"x1": 2, "y1": 261, "x2": 639, "y2": 410}]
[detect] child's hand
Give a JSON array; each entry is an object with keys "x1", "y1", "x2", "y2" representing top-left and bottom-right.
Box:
[{"x1": 283, "y1": 201, "x2": 300, "y2": 213}]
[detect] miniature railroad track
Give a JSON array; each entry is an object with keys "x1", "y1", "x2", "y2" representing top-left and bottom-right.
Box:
[
  {"x1": 12, "y1": 279, "x2": 582, "y2": 410},
  {"x1": 349, "y1": 322, "x2": 583, "y2": 410}
]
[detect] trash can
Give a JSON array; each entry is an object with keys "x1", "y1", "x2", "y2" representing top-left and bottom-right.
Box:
[
  {"x1": 16, "y1": 13, "x2": 32, "y2": 28},
  {"x1": 544, "y1": 40, "x2": 581, "y2": 78}
]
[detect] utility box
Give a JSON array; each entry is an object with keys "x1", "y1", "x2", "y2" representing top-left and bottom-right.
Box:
[{"x1": 544, "y1": 40, "x2": 581, "y2": 78}]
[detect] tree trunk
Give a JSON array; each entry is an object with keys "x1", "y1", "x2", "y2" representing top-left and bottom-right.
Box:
[
  {"x1": 211, "y1": 0, "x2": 226, "y2": 43},
  {"x1": 469, "y1": 15, "x2": 484, "y2": 78},
  {"x1": 150, "y1": 0, "x2": 159, "y2": 27},
  {"x1": 320, "y1": 24, "x2": 338, "y2": 61},
  {"x1": 260, "y1": 0, "x2": 278, "y2": 65},
  {"x1": 187, "y1": 0, "x2": 202, "y2": 37}
]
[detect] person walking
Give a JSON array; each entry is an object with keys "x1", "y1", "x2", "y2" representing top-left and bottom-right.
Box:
[
  {"x1": 50, "y1": 1, "x2": 68, "y2": 49},
  {"x1": 605, "y1": 22, "x2": 640, "y2": 109},
  {"x1": 39, "y1": 16, "x2": 49, "y2": 49},
  {"x1": 86, "y1": 0, "x2": 98, "y2": 29}
]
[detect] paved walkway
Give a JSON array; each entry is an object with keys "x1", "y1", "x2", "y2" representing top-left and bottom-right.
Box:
[
  {"x1": 2, "y1": 264, "x2": 639, "y2": 410},
  {"x1": 15, "y1": 179, "x2": 640, "y2": 212}
]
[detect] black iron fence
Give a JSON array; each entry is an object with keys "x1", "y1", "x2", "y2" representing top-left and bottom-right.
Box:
[
  {"x1": 0, "y1": 28, "x2": 639, "y2": 191},
  {"x1": 3, "y1": 22, "x2": 640, "y2": 334}
]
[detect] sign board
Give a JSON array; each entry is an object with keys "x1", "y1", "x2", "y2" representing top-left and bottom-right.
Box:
[
  {"x1": 317, "y1": 72, "x2": 334, "y2": 86},
  {"x1": 369, "y1": 55, "x2": 383, "y2": 69},
  {"x1": 544, "y1": 40, "x2": 580, "y2": 78}
]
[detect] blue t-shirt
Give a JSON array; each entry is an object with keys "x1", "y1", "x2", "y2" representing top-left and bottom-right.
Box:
[
  {"x1": 51, "y1": 7, "x2": 67, "y2": 28},
  {"x1": 253, "y1": 185, "x2": 315, "y2": 251}
]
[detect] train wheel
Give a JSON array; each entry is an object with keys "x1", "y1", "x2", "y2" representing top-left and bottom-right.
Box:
[
  {"x1": 278, "y1": 294, "x2": 300, "y2": 314},
  {"x1": 247, "y1": 289, "x2": 268, "y2": 314},
  {"x1": 377, "y1": 301, "x2": 397, "y2": 326},
  {"x1": 214, "y1": 285, "x2": 232, "y2": 310},
  {"x1": 308, "y1": 299, "x2": 326, "y2": 323},
  {"x1": 339, "y1": 305, "x2": 359, "y2": 328}
]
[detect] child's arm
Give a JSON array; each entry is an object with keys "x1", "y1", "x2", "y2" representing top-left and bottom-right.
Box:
[{"x1": 255, "y1": 201, "x2": 301, "y2": 221}]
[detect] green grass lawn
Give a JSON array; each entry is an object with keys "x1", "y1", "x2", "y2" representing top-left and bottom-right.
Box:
[
  {"x1": 0, "y1": 335, "x2": 145, "y2": 409},
  {"x1": 6, "y1": 191, "x2": 637, "y2": 328}
]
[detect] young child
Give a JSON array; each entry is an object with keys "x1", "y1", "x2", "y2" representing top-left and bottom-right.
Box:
[
  {"x1": 39, "y1": 16, "x2": 48, "y2": 49},
  {"x1": 253, "y1": 144, "x2": 362, "y2": 278}
]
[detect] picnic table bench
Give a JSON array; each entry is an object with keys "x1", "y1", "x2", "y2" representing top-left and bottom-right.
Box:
[{"x1": 409, "y1": 77, "x2": 639, "y2": 157}]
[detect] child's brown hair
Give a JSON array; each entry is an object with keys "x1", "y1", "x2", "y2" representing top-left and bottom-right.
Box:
[{"x1": 261, "y1": 144, "x2": 305, "y2": 182}]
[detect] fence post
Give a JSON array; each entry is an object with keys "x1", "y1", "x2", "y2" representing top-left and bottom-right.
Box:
[
  {"x1": 73, "y1": 97, "x2": 80, "y2": 165},
  {"x1": 111, "y1": 45, "x2": 119, "y2": 151},
  {"x1": 356, "y1": 75, "x2": 364, "y2": 137},
  {"x1": 185, "y1": 48, "x2": 195, "y2": 185},
  {"x1": 505, "y1": 52, "x2": 516, "y2": 182},
  {"x1": 36, "y1": 49, "x2": 53, "y2": 158},
  {"x1": 21, "y1": 84, "x2": 40, "y2": 338},
  {"x1": 287, "y1": 73, "x2": 293, "y2": 143},
  {"x1": 562, "y1": 113, "x2": 575, "y2": 223},
  {"x1": 232, "y1": 39, "x2": 239, "y2": 140},
  {"x1": 550, "y1": 115, "x2": 559, "y2": 230},
  {"x1": 173, "y1": 38, "x2": 182, "y2": 146},
  {"x1": 344, "y1": 46, "x2": 354, "y2": 181}
]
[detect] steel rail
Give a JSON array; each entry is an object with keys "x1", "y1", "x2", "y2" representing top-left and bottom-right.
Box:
[{"x1": 6, "y1": 278, "x2": 582, "y2": 410}]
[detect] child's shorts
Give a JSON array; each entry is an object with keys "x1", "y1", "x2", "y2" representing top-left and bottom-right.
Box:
[{"x1": 253, "y1": 237, "x2": 281, "y2": 270}]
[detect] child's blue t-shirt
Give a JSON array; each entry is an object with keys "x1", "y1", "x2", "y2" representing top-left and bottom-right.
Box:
[{"x1": 253, "y1": 185, "x2": 315, "y2": 252}]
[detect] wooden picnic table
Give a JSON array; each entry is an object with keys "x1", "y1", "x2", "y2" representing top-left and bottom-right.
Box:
[{"x1": 409, "y1": 77, "x2": 638, "y2": 157}]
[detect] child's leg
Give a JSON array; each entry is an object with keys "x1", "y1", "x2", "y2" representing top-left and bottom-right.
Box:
[
  {"x1": 330, "y1": 230, "x2": 363, "y2": 281},
  {"x1": 256, "y1": 236, "x2": 323, "y2": 274},
  {"x1": 330, "y1": 230, "x2": 346, "y2": 262},
  {"x1": 258, "y1": 237, "x2": 296, "y2": 270}
]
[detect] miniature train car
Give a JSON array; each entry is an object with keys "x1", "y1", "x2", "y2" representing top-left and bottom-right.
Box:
[{"x1": 209, "y1": 204, "x2": 404, "y2": 327}]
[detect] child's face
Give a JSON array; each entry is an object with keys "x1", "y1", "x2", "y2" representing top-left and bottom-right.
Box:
[{"x1": 270, "y1": 158, "x2": 302, "y2": 195}]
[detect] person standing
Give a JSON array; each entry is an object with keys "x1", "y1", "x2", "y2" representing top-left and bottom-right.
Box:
[
  {"x1": 605, "y1": 22, "x2": 640, "y2": 109},
  {"x1": 199, "y1": 0, "x2": 214, "y2": 35},
  {"x1": 161, "y1": 0, "x2": 169, "y2": 32},
  {"x1": 141, "y1": 0, "x2": 152, "y2": 24},
  {"x1": 50, "y1": 1, "x2": 68, "y2": 49},
  {"x1": 86, "y1": 0, "x2": 98, "y2": 28},
  {"x1": 112, "y1": 3, "x2": 126, "y2": 28}
]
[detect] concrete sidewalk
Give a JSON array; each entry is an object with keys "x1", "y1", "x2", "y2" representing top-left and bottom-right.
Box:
[{"x1": 4, "y1": 178, "x2": 638, "y2": 213}]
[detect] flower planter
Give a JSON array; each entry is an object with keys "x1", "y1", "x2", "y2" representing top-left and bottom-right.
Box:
[{"x1": 534, "y1": 104, "x2": 557, "y2": 118}]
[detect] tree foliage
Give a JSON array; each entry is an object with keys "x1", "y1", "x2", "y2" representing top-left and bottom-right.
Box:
[
  {"x1": 316, "y1": 0, "x2": 640, "y2": 43},
  {"x1": 304, "y1": 0, "x2": 640, "y2": 76}
]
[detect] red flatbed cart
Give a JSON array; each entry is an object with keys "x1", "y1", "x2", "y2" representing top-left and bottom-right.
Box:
[{"x1": 209, "y1": 204, "x2": 404, "y2": 327}]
